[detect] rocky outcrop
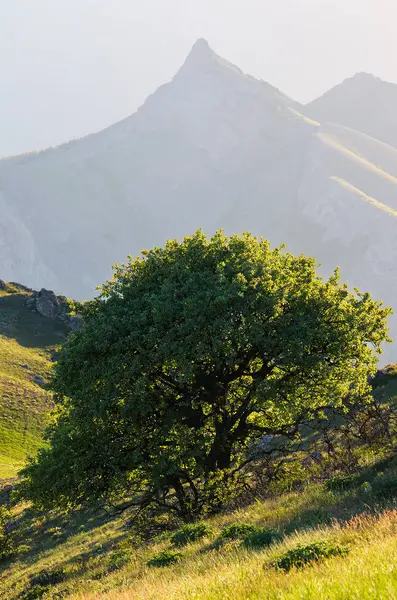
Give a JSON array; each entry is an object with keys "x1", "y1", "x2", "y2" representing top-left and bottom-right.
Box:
[{"x1": 25, "y1": 288, "x2": 82, "y2": 331}]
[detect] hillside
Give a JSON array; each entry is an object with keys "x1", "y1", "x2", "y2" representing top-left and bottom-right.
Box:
[
  {"x1": 2, "y1": 453, "x2": 397, "y2": 599},
  {"x1": 0, "y1": 282, "x2": 70, "y2": 478},
  {"x1": 306, "y1": 73, "x2": 397, "y2": 149}
]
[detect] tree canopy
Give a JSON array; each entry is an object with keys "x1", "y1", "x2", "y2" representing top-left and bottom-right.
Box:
[{"x1": 20, "y1": 231, "x2": 391, "y2": 520}]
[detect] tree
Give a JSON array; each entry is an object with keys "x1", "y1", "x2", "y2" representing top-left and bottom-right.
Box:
[{"x1": 20, "y1": 231, "x2": 391, "y2": 521}]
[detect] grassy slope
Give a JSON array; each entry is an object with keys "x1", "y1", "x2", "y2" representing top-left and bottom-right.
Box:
[
  {"x1": 0, "y1": 284, "x2": 68, "y2": 478},
  {"x1": 2, "y1": 473, "x2": 397, "y2": 600}
]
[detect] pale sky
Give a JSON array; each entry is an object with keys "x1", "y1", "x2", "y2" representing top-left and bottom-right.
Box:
[{"x1": 0, "y1": 0, "x2": 396, "y2": 158}]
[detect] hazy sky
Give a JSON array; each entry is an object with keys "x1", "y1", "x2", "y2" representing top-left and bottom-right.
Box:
[{"x1": 0, "y1": 0, "x2": 396, "y2": 158}]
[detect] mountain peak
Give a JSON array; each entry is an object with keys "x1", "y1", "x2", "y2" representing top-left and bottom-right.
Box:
[
  {"x1": 178, "y1": 38, "x2": 218, "y2": 76},
  {"x1": 349, "y1": 72, "x2": 380, "y2": 84}
]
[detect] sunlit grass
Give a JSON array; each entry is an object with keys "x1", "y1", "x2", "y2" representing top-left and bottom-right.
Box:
[{"x1": 3, "y1": 480, "x2": 397, "y2": 600}]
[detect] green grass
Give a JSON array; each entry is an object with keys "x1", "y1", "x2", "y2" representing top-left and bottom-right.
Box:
[
  {"x1": 3, "y1": 465, "x2": 397, "y2": 600},
  {"x1": 0, "y1": 284, "x2": 67, "y2": 478}
]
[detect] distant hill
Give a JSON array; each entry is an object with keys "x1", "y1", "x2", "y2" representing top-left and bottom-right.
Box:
[
  {"x1": 306, "y1": 73, "x2": 397, "y2": 149},
  {"x1": 1, "y1": 40, "x2": 397, "y2": 360},
  {"x1": 0, "y1": 282, "x2": 70, "y2": 478}
]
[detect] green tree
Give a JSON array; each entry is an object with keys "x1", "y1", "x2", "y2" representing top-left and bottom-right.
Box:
[{"x1": 20, "y1": 231, "x2": 391, "y2": 521}]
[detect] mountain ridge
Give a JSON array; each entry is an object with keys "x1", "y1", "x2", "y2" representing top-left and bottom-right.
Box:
[{"x1": 1, "y1": 39, "x2": 397, "y2": 359}]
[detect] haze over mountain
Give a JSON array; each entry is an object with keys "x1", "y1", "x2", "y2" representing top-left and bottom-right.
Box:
[
  {"x1": 306, "y1": 73, "x2": 397, "y2": 149},
  {"x1": 1, "y1": 39, "x2": 397, "y2": 360}
]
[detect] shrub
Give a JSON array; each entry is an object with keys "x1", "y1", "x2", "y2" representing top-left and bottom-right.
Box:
[
  {"x1": 171, "y1": 523, "x2": 212, "y2": 547},
  {"x1": 108, "y1": 548, "x2": 132, "y2": 571},
  {"x1": 219, "y1": 523, "x2": 259, "y2": 542},
  {"x1": 147, "y1": 549, "x2": 182, "y2": 568},
  {"x1": 359, "y1": 481, "x2": 372, "y2": 495},
  {"x1": 274, "y1": 541, "x2": 349, "y2": 572},
  {"x1": 325, "y1": 475, "x2": 357, "y2": 493},
  {"x1": 22, "y1": 586, "x2": 47, "y2": 600},
  {"x1": 243, "y1": 527, "x2": 282, "y2": 549}
]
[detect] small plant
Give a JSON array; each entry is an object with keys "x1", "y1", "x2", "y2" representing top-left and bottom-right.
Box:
[
  {"x1": 219, "y1": 523, "x2": 259, "y2": 542},
  {"x1": 274, "y1": 541, "x2": 349, "y2": 572},
  {"x1": 22, "y1": 585, "x2": 47, "y2": 600},
  {"x1": 359, "y1": 481, "x2": 372, "y2": 495},
  {"x1": 147, "y1": 549, "x2": 182, "y2": 568},
  {"x1": 171, "y1": 523, "x2": 212, "y2": 547},
  {"x1": 243, "y1": 527, "x2": 282, "y2": 549},
  {"x1": 108, "y1": 548, "x2": 132, "y2": 571},
  {"x1": 325, "y1": 475, "x2": 357, "y2": 493}
]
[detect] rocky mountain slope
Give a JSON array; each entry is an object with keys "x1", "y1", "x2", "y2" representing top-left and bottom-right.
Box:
[{"x1": 1, "y1": 39, "x2": 397, "y2": 360}]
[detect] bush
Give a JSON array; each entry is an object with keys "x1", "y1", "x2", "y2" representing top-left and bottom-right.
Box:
[
  {"x1": 359, "y1": 481, "x2": 372, "y2": 496},
  {"x1": 219, "y1": 523, "x2": 259, "y2": 542},
  {"x1": 147, "y1": 549, "x2": 182, "y2": 568},
  {"x1": 108, "y1": 548, "x2": 132, "y2": 571},
  {"x1": 22, "y1": 586, "x2": 47, "y2": 600},
  {"x1": 325, "y1": 475, "x2": 357, "y2": 493},
  {"x1": 171, "y1": 523, "x2": 212, "y2": 547},
  {"x1": 274, "y1": 541, "x2": 349, "y2": 572},
  {"x1": 243, "y1": 527, "x2": 282, "y2": 549}
]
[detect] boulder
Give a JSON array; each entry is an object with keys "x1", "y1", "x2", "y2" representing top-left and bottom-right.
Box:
[
  {"x1": 0, "y1": 280, "x2": 7, "y2": 290},
  {"x1": 35, "y1": 289, "x2": 60, "y2": 320}
]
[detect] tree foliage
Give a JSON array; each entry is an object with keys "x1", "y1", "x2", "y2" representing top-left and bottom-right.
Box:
[{"x1": 20, "y1": 231, "x2": 391, "y2": 520}]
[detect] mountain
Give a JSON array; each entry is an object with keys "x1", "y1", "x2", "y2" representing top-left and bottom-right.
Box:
[
  {"x1": 306, "y1": 73, "x2": 397, "y2": 148},
  {"x1": 0, "y1": 39, "x2": 300, "y2": 297},
  {"x1": 1, "y1": 40, "x2": 397, "y2": 360}
]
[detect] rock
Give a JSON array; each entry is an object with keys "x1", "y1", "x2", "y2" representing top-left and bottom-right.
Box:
[
  {"x1": 35, "y1": 288, "x2": 60, "y2": 319},
  {"x1": 33, "y1": 374, "x2": 46, "y2": 387},
  {"x1": 25, "y1": 297, "x2": 36, "y2": 309},
  {"x1": 20, "y1": 364, "x2": 29, "y2": 370},
  {"x1": 0, "y1": 280, "x2": 7, "y2": 290}
]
